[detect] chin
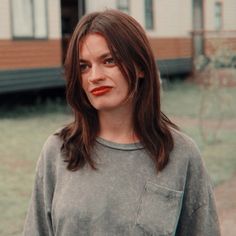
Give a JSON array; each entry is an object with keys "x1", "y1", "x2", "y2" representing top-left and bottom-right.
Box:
[
  {"x1": 91, "y1": 102, "x2": 119, "y2": 111},
  {"x1": 94, "y1": 105, "x2": 115, "y2": 111},
  {"x1": 89, "y1": 99, "x2": 128, "y2": 112}
]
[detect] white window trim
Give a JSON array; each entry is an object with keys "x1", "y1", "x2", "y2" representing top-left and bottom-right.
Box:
[{"x1": 11, "y1": 0, "x2": 48, "y2": 39}]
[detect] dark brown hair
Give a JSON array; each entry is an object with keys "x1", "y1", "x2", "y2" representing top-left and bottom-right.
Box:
[{"x1": 58, "y1": 9, "x2": 178, "y2": 172}]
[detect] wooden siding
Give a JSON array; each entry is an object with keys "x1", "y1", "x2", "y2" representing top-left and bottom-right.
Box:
[
  {"x1": 148, "y1": 37, "x2": 192, "y2": 59},
  {"x1": 0, "y1": 40, "x2": 62, "y2": 69}
]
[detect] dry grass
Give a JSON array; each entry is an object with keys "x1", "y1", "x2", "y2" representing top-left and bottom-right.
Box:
[{"x1": 0, "y1": 81, "x2": 235, "y2": 235}]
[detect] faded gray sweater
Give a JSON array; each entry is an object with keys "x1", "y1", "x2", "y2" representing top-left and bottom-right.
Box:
[{"x1": 23, "y1": 130, "x2": 220, "y2": 236}]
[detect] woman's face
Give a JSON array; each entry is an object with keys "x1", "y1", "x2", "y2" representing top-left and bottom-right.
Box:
[{"x1": 79, "y1": 33, "x2": 131, "y2": 112}]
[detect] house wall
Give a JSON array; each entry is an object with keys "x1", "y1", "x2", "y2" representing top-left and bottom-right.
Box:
[
  {"x1": 86, "y1": 0, "x2": 192, "y2": 37},
  {"x1": 0, "y1": 0, "x2": 11, "y2": 39},
  {"x1": 204, "y1": 0, "x2": 236, "y2": 55},
  {"x1": 149, "y1": 38, "x2": 192, "y2": 59},
  {"x1": 0, "y1": 0, "x2": 195, "y2": 93},
  {"x1": 204, "y1": 0, "x2": 236, "y2": 31},
  {"x1": 151, "y1": 0, "x2": 192, "y2": 37},
  {"x1": 0, "y1": 40, "x2": 61, "y2": 69},
  {"x1": 148, "y1": 0, "x2": 192, "y2": 59},
  {"x1": 86, "y1": 0, "x2": 192, "y2": 59},
  {"x1": 223, "y1": 0, "x2": 236, "y2": 31},
  {"x1": 0, "y1": 0, "x2": 62, "y2": 70},
  {"x1": 48, "y1": 0, "x2": 62, "y2": 39},
  {"x1": 86, "y1": 0, "x2": 116, "y2": 12}
]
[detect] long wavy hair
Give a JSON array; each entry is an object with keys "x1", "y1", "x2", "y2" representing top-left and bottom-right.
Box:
[{"x1": 58, "y1": 9, "x2": 178, "y2": 172}]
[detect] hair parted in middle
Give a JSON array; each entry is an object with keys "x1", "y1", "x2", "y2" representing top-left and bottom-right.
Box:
[{"x1": 58, "y1": 9, "x2": 178, "y2": 172}]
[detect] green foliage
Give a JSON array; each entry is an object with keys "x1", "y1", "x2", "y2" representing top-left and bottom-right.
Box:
[
  {"x1": 193, "y1": 44, "x2": 236, "y2": 144},
  {"x1": 195, "y1": 45, "x2": 236, "y2": 70}
]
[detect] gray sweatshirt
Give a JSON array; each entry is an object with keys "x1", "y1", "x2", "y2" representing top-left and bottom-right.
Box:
[{"x1": 23, "y1": 129, "x2": 220, "y2": 236}]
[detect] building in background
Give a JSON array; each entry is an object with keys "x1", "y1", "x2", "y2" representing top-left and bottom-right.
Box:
[
  {"x1": 0, "y1": 0, "x2": 64, "y2": 93},
  {"x1": 0, "y1": 0, "x2": 236, "y2": 93}
]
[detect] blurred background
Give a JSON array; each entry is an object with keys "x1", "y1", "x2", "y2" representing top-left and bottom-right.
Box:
[{"x1": 0, "y1": 0, "x2": 235, "y2": 235}]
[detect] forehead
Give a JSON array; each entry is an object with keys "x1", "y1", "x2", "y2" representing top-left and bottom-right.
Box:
[{"x1": 79, "y1": 33, "x2": 111, "y2": 58}]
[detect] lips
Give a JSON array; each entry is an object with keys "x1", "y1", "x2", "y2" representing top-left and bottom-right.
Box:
[{"x1": 91, "y1": 86, "x2": 112, "y2": 96}]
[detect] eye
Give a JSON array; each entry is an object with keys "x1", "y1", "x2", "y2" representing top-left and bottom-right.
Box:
[
  {"x1": 79, "y1": 63, "x2": 89, "y2": 72},
  {"x1": 104, "y1": 57, "x2": 115, "y2": 65}
]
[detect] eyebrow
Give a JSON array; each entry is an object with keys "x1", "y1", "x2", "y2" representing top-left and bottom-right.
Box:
[{"x1": 79, "y1": 52, "x2": 112, "y2": 63}]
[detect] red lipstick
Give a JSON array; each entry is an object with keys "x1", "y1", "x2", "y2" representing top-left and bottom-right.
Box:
[{"x1": 91, "y1": 86, "x2": 112, "y2": 96}]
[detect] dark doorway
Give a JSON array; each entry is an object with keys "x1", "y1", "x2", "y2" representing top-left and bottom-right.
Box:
[{"x1": 61, "y1": 0, "x2": 85, "y2": 62}]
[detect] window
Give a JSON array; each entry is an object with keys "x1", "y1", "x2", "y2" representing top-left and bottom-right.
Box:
[
  {"x1": 145, "y1": 0, "x2": 154, "y2": 30},
  {"x1": 117, "y1": 0, "x2": 129, "y2": 14},
  {"x1": 215, "y1": 2, "x2": 222, "y2": 30},
  {"x1": 11, "y1": 0, "x2": 47, "y2": 38}
]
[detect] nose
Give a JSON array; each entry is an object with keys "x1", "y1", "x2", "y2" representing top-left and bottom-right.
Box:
[{"x1": 88, "y1": 65, "x2": 105, "y2": 83}]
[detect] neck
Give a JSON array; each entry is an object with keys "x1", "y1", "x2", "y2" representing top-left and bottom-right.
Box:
[{"x1": 98, "y1": 107, "x2": 138, "y2": 144}]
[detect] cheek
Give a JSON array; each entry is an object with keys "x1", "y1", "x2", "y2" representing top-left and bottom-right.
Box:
[
  {"x1": 81, "y1": 76, "x2": 88, "y2": 91},
  {"x1": 120, "y1": 78, "x2": 129, "y2": 94}
]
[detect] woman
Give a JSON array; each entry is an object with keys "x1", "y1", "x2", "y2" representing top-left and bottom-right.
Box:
[{"x1": 24, "y1": 10, "x2": 220, "y2": 235}]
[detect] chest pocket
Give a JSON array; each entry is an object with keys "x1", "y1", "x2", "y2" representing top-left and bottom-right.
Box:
[{"x1": 134, "y1": 181, "x2": 183, "y2": 236}]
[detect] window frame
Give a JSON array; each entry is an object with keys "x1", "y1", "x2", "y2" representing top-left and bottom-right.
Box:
[
  {"x1": 10, "y1": 0, "x2": 48, "y2": 40},
  {"x1": 117, "y1": 0, "x2": 130, "y2": 14},
  {"x1": 144, "y1": 0, "x2": 154, "y2": 30},
  {"x1": 214, "y1": 1, "x2": 223, "y2": 31}
]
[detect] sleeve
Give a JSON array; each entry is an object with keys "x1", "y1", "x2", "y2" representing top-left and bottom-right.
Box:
[
  {"x1": 175, "y1": 143, "x2": 221, "y2": 236},
  {"x1": 23, "y1": 139, "x2": 55, "y2": 236}
]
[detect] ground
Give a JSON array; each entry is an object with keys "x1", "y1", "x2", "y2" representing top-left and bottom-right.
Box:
[
  {"x1": 171, "y1": 115, "x2": 236, "y2": 236},
  {"x1": 215, "y1": 174, "x2": 236, "y2": 236}
]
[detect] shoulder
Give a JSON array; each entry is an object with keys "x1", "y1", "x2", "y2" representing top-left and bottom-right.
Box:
[
  {"x1": 170, "y1": 128, "x2": 211, "y2": 190},
  {"x1": 171, "y1": 128, "x2": 199, "y2": 153},
  {"x1": 35, "y1": 132, "x2": 63, "y2": 178},
  {"x1": 170, "y1": 128, "x2": 201, "y2": 163},
  {"x1": 169, "y1": 128, "x2": 208, "y2": 179},
  {"x1": 42, "y1": 132, "x2": 63, "y2": 156}
]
